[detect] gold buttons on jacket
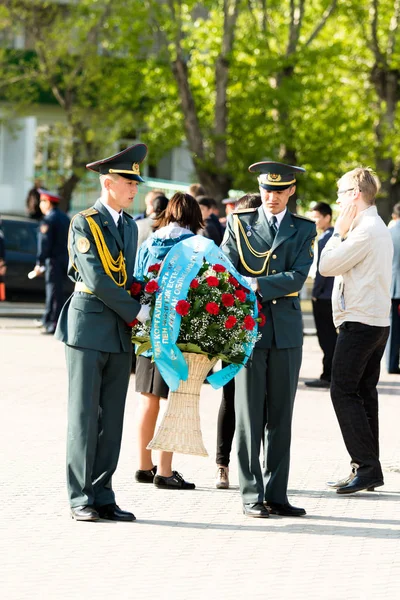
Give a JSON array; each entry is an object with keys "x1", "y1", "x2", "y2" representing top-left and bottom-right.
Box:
[
  {"x1": 272, "y1": 254, "x2": 277, "y2": 259},
  {"x1": 272, "y1": 299, "x2": 277, "y2": 304},
  {"x1": 272, "y1": 270, "x2": 276, "y2": 274}
]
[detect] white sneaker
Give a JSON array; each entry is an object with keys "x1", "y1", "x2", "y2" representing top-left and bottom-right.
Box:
[{"x1": 215, "y1": 466, "x2": 229, "y2": 489}]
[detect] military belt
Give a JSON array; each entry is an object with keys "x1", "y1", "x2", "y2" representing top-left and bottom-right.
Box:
[{"x1": 74, "y1": 282, "x2": 131, "y2": 295}]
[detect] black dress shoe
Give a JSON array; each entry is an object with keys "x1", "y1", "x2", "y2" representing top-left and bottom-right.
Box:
[
  {"x1": 243, "y1": 503, "x2": 270, "y2": 518},
  {"x1": 96, "y1": 503, "x2": 136, "y2": 521},
  {"x1": 266, "y1": 502, "x2": 306, "y2": 516},
  {"x1": 71, "y1": 505, "x2": 99, "y2": 522},
  {"x1": 304, "y1": 378, "x2": 330, "y2": 388},
  {"x1": 135, "y1": 466, "x2": 157, "y2": 483},
  {"x1": 336, "y1": 476, "x2": 384, "y2": 495},
  {"x1": 153, "y1": 471, "x2": 195, "y2": 490}
]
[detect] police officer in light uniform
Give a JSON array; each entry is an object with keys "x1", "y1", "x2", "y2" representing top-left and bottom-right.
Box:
[
  {"x1": 55, "y1": 144, "x2": 150, "y2": 522},
  {"x1": 221, "y1": 161, "x2": 316, "y2": 518},
  {"x1": 33, "y1": 190, "x2": 70, "y2": 334}
]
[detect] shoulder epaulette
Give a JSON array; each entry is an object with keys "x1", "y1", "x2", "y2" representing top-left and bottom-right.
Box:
[
  {"x1": 79, "y1": 207, "x2": 98, "y2": 218},
  {"x1": 233, "y1": 208, "x2": 257, "y2": 214},
  {"x1": 292, "y1": 213, "x2": 314, "y2": 223}
]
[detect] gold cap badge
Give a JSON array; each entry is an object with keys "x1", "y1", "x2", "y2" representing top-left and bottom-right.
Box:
[{"x1": 132, "y1": 162, "x2": 140, "y2": 175}]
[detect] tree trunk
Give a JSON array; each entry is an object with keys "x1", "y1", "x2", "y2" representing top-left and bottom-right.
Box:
[
  {"x1": 371, "y1": 65, "x2": 400, "y2": 223},
  {"x1": 58, "y1": 172, "x2": 81, "y2": 213},
  {"x1": 170, "y1": 1, "x2": 239, "y2": 203}
]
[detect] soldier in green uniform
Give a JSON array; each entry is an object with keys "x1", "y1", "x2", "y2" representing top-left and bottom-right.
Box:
[
  {"x1": 221, "y1": 161, "x2": 316, "y2": 518},
  {"x1": 55, "y1": 143, "x2": 151, "y2": 522}
]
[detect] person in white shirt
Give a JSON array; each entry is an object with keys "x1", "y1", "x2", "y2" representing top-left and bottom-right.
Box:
[{"x1": 319, "y1": 167, "x2": 393, "y2": 495}]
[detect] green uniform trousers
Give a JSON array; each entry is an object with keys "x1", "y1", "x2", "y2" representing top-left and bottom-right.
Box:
[
  {"x1": 66, "y1": 345, "x2": 132, "y2": 508},
  {"x1": 235, "y1": 345, "x2": 302, "y2": 505}
]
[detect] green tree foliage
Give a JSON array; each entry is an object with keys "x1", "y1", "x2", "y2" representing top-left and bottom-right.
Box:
[
  {"x1": 0, "y1": 0, "x2": 150, "y2": 209},
  {"x1": 1, "y1": 1, "x2": 399, "y2": 217}
]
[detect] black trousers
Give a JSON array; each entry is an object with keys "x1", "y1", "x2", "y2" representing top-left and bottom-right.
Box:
[
  {"x1": 386, "y1": 299, "x2": 400, "y2": 373},
  {"x1": 330, "y1": 321, "x2": 389, "y2": 480},
  {"x1": 43, "y1": 258, "x2": 67, "y2": 331},
  {"x1": 312, "y1": 298, "x2": 337, "y2": 381},
  {"x1": 216, "y1": 374, "x2": 235, "y2": 466}
]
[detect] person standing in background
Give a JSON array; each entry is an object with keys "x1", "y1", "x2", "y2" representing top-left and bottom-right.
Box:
[
  {"x1": 219, "y1": 197, "x2": 239, "y2": 228},
  {"x1": 134, "y1": 193, "x2": 203, "y2": 491},
  {"x1": 136, "y1": 194, "x2": 169, "y2": 248},
  {"x1": 133, "y1": 188, "x2": 164, "y2": 221},
  {"x1": 197, "y1": 196, "x2": 224, "y2": 245},
  {"x1": 32, "y1": 190, "x2": 70, "y2": 334},
  {"x1": 26, "y1": 179, "x2": 43, "y2": 220},
  {"x1": 305, "y1": 202, "x2": 337, "y2": 389},
  {"x1": 386, "y1": 202, "x2": 400, "y2": 374},
  {"x1": 188, "y1": 183, "x2": 206, "y2": 198},
  {"x1": 320, "y1": 167, "x2": 392, "y2": 494}
]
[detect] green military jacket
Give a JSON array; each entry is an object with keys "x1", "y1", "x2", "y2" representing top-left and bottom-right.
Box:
[
  {"x1": 55, "y1": 199, "x2": 141, "y2": 353},
  {"x1": 221, "y1": 206, "x2": 316, "y2": 349}
]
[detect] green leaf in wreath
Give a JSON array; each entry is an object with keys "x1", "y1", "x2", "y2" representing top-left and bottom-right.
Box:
[
  {"x1": 131, "y1": 335, "x2": 151, "y2": 344},
  {"x1": 136, "y1": 341, "x2": 152, "y2": 356},
  {"x1": 177, "y1": 343, "x2": 208, "y2": 355}
]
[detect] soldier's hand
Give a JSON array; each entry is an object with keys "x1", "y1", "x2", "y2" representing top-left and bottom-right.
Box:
[
  {"x1": 136, "y1": 303, "x2": 151, "y2": 323},
  {"x1": 242, "y1": 276, "x2": 258, "y2": 292}
]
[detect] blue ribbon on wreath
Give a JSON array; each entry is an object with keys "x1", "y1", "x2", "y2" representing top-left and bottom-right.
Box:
[{"x1": 150, "y1": 235, "x2": 258, "y2": 391}]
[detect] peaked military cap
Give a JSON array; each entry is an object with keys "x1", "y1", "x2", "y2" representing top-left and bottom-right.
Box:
[
  {"x1": 38, "y1": 188, "x2": 61, "y2": 203},
  {"x1": 249, "y1": 161, "x2": 305, "y2": 191},
  {"x1": 86, "y1": 143, "x2": 147, "y2": 182}
]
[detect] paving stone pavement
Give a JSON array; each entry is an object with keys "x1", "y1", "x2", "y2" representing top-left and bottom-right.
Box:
[{"x1": 1, "y1": 320, "x2": 400, "y2": 600}]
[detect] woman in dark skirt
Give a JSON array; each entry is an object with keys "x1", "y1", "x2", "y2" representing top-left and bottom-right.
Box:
[{"x1": 134, "y1": 192, "x2": 203, "y2": 489}]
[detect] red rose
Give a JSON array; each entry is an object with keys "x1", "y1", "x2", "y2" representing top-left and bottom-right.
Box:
[
  {"x1": 225, "y1": 315, "x2": 237, "y2": 329},
  {"x1": 242, "y1": 315, "x2": 256, "y2": 330},
  {"x1": 221, "y1": 293, "x2": 235, "y2": 307},
  {"x1": 213, "y1": 264, "x2": 226, "y2": 273},
  {"x1": 148, "y1": 263, "x2": 161, "y2": 273},
  {"x1": 228, "y1": 276, "x2": 239, "y2": 288},
  {"x1": 190, "y1": 278, "x2": 200, "y2": 289},
  {"x1": 259, "y1": 313, "x2": 266, "y2": 327},
  {"x1": 130, "y1": 282, "x2": 142, "y2": 296},
  {"x1": 235, "y1": 289, "x2": 247, "y2": 302},
  {"x1": 257, "y1": 300, "x2": 263, "y2": 312},
  {"x1": 144, "y1": 280, "x2": 159, "y2": 293},
  {"x1": 206, "y1": 276, "x2": 219, "y2": 287},
  {"x1": 205, "y1": 302, "x2": 220, "y2": 315},
  {"x1": 176, "y1": 300, "x2": 191, "y2": 316}
]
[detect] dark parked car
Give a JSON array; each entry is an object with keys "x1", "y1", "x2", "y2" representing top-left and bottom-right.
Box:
[{"x1": 0, "y1": 215, "x2": 72, "y2": 301}]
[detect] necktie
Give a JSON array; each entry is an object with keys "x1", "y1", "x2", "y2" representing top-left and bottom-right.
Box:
[
  {"x1": 270, "y1": 215, "x2": 278, "y2": 236},
  {"x1": 117, "y1": 215, "x2": 124, "y2": 240}
]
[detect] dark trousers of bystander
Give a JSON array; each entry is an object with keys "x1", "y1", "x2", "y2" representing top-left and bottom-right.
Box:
[
  {"x1": 330, "y1": 321, "x2": 389, "y2": 480},
  {"x1": 216, "y1": 367, "x2": 235, "y2": 467},
  {"x1": 312, "y1": 298, "x2": 338, "y2": 382},
  {"x1": 386, "y1": 299, "x2": 400, "y2": 373}
]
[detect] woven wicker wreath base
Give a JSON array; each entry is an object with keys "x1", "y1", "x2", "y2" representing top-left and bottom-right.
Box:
[{"x1": 147, "y1": 352, "x2": 218, "y2": 457}]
